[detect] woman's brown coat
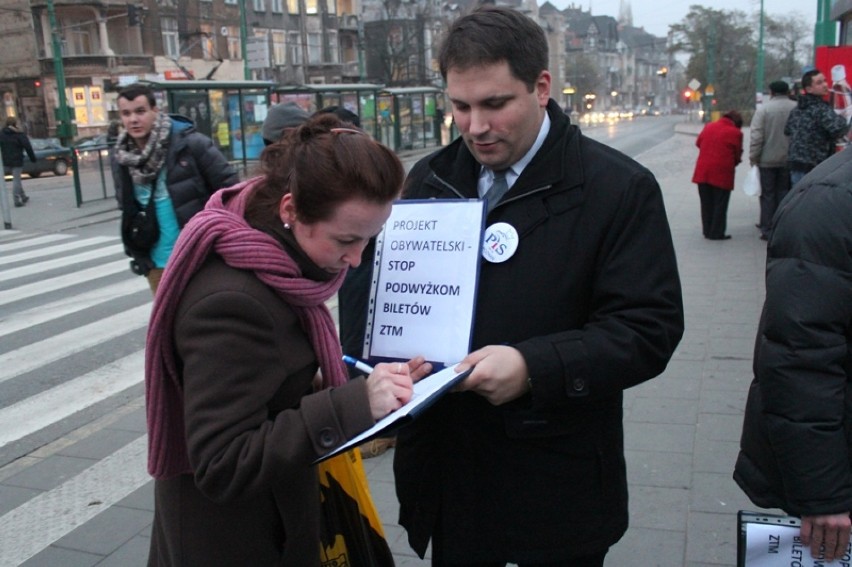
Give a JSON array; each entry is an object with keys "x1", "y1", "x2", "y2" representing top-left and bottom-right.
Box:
[{"x1": 148, "y1": 253, "x2": 373, "y2": 566}]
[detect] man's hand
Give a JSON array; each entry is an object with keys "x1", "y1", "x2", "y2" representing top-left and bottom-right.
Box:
[
  {"x1": 453, "y1": 345, "x2": 530, "y2": 405},
  {"x1": 801, "y1": 513, "x2": 852, "y2": 562}
]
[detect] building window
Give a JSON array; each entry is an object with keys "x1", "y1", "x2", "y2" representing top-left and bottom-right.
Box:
[
  {"x1": 226, "y1": 27, "x2": 241, "y2": 59},
  {"x1": 68, "y1": 28, "x2": 93, "y2": 55},
  {"x1": 326, "y1": 30, "x2": 338, "y2": 63},
  {"x1": 200, "y1": 24, "x2": 216, "y2": 60},
  {"x1": 225, "y1": 0, "x2": 238, "y2": 4},
  {"x1": 161, "y1": 17, "x2": 179, "y2": 58},
  {"x1": 288, "y1": 31, "x2": 302, "y2": 64},
  {"x1": 326, "y1": 0, "x2": 336, "y2": 14},
  {"x1": 287, "y1": 0, "x2": 298, "y2": 14},
  {"x1": 253, "y1": 0, "x2": 265, "y2": 11},
  {"x1": 307, "y1": 32, "x2": 321, "y2": 64},
  {"x1": 271, "y1": 0, "x2": 283, "y2": 12},
  {"x1": 272, "y1": 31, "x2": 286, "y2": 65},
  {"x1": 68, "y1": 86, "x2": 107, "y2": 127},
  {"x1": 305, "y1": 0, "x2": 318, "y2": 14}
]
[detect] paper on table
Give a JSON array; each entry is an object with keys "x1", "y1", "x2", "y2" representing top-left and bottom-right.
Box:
[{"x1": 314, "y1": 363, "x2": 470, "y2": 464}]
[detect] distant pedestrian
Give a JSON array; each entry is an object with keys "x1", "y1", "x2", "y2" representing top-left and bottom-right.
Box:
[
  {"x1": 261, "y1": 102, "x2": 309, "y2": 146},
  {"x1": 785, "y1": 69, "x2": 850, "y2": 187},
  {"x1": 749, "y1": 80, "x2": 796, "y2": 240},
  {"x1": 692, "y1": 110, "x2": 744, "y2": 240},
  {"x1": 113, "y1": 83, "x2": 239, "y2": 294},
  {"x1": 734, "y1": 145, "x2": 852, "y2": 564},
  {"x1": 0, "y1": 117, "x2": 36, "y2": 207}
]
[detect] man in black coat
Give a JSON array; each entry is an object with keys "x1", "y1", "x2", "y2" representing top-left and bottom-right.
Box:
[
  {"x1": 393, "y1": 7, "x2": 684, "y2": 565},
  {"x1": 734, "y1": 147, "x2": 852, "y2": 563},
  {"x1": 0, "y1": 117, "x2": 36, "y2": 207}
]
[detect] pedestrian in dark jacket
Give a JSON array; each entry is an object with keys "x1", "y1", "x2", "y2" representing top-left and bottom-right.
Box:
[
  {"x1": 393, "y1": 7, "x2": 684, "y2": 565},
  {"x1": 734, "y1": 146, "x2": 852, "y2": 564},
  {"x1": 113, "y1": 83, "x2": 239, "y2": 293},
  {"x1": 692, "y1": 110, "x2": 744, "y2": 240},
  {"x1": 785, "y1": 69, "x2": 850, "y2": 187},
  {"x1": 0, "y1": 117, "x2": 36, "y2": 207},
  {"x1": 145, "y1": 113, "x2": 431, "y2": 566}
]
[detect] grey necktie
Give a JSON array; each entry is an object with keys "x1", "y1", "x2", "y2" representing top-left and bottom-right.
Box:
[{"x1": 485, "y1": 170, "x2": 510, "y2": 213}]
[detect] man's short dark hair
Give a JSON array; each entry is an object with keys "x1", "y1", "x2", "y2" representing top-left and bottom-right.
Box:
[
  {"x1": 802, "y1": 69, "x2": 821, "y2": 89},
  {"x1": 769, "y1": 80, "x2": 789, "y2": 95},
  {"x1": 117, "y1": 83, "x2": 156, "y2": 107},
  {"x1": 438, "y1": 6, "x2": 548, "y2": 92}
]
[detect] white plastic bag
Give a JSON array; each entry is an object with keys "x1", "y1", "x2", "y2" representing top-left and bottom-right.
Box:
[{"x1": 743, "y1": 165, "x2": 761, "y2": 197}]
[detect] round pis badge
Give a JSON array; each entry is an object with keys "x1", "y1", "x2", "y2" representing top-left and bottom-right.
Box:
[{"x1": 482, "y1": 222, "x2": 519, "y2": 263}]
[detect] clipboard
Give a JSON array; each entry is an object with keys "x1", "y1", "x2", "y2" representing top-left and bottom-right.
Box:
[{"x1": 313, "y1": 365, "x2": 471, "y2": 464}]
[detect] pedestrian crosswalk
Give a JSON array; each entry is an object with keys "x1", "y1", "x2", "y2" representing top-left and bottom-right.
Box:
[{"x1": 0, "y1": 229, "x2": 153, "y2": 566}]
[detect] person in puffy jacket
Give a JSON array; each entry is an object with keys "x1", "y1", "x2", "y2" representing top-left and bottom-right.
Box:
[
  {"x1": 113, "y1": 83, "x2": 239, "y2": 293},
  {"x1": 734, "y1": 146, "x2": 852, "y2": 564},
  {"x1": 691, "y1": 110, "x2": 744, "y2": 240},
  {"x1": 785, "y1": 69, "x2": 849, "y2": 187}
]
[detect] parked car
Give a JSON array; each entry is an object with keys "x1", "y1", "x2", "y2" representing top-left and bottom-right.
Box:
[
  {"x1": 74, "y1": 134, "x2": 112, "y2": 165},
  {"x1": 19, "y1": 138, "x2": 73, "y2": 177}
]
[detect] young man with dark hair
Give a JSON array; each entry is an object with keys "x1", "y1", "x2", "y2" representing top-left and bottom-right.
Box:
[
  {"x1": 785, "y1": 69, "x2": 849, "y2": 187},
  {"x1": 393, "y1": 6, "x2": 684, "y2": 566},
  {"x1": 113, "y1": 83, "x2": 238, "y2": 293}
]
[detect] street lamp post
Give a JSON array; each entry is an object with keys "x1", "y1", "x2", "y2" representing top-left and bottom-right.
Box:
[{"x1": 756, "y1": 0, "x2": 765, "y2": 99}]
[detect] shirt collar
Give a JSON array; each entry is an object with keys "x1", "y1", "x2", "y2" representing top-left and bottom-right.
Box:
[{"x1": 478, "y1": 111, "x2": 551, "y2": 195}]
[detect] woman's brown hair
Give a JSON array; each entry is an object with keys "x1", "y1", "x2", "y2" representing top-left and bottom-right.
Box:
[{"x1": 244, "y1": 113, "x2": 404, "y2": 231}]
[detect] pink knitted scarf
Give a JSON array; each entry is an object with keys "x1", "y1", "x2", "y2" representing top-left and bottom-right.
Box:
[{"x1": 145, "y1": 177, "x2": 348, "y2": 479}]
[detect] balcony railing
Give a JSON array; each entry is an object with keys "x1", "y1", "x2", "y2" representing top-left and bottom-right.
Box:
[{"x1": 39, "y1": 54, "x2": 154, "y2": 75}]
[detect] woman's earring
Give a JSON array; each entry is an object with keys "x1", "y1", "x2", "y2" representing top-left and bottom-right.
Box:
[{"x1": 283, "y1": 222, "x2": 291, "y2": 230}]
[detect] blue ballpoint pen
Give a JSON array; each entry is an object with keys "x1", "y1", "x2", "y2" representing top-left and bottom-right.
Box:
[{"x1": 342, "y1": 355, "x2": 374, "y2": 374}]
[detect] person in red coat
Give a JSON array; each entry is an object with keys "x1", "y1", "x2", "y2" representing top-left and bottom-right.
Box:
[{"x1": 691, "y1": 111, "x2": 744, "y2": 240}]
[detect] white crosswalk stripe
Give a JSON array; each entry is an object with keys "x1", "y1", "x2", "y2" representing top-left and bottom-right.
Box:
[{"x1": 0, "y1": 229, "x2": 152, "y2": 566}]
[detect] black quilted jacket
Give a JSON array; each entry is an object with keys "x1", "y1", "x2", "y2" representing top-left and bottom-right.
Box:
[{"x1": 735, "y1": 147, "x2": 852, "y2": 516}]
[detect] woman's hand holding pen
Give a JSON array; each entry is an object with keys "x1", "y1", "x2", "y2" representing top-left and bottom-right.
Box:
[{"x1": 365, "y1": 356, "x2": 433, "y2": 420}]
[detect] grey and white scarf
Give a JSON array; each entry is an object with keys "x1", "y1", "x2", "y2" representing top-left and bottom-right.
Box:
[{"x1": 115, "y1": 112, "x2": 172, "y2": 185}]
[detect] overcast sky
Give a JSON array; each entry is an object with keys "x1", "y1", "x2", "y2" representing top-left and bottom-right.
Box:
[{"x1": 547, "y1": 0, "x2": 816, "y2": 38}]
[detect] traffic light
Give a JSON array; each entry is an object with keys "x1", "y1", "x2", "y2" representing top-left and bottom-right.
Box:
[{"x1": 683, "y1": 89, "x2": 693, "y2": 103}]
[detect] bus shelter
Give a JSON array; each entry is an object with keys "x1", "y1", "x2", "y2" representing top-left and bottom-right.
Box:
[
  {"x1": 273, "y1": 83, "x2": 447, "y2": 152},
  {"x1": 273, "y1": 83, "x2": 383, "y2": 141},
  {"x1": 140, "y1": 80, "x2": 275, "y2": 168},
  {"x1": 376, "y1": 86, "x2": 444, "y2": 152}
]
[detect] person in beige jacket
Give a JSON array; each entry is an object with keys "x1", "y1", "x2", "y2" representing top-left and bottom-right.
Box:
[{"x1": 749, "y1": 80, "x2": 797, "y2": 240}]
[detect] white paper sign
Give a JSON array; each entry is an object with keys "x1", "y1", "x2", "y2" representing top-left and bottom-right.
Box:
[
  {"x1": 744, "y1": 522, "x2": 852, "y2": 566},
  {"x1": 364, "y1": 200, "x2": 485, "y2": 365}
]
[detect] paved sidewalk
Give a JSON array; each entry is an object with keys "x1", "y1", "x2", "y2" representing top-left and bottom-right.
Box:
[{"x1": 3, "y1": 123, "x2": 776, "y2": 566}]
